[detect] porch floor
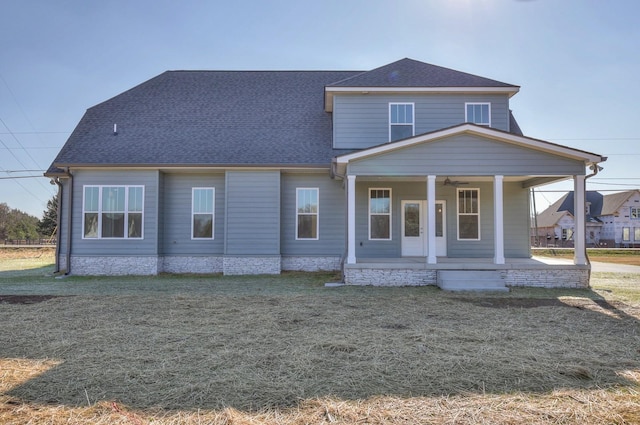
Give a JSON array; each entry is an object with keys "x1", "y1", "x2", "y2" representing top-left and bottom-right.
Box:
[{"x1": 349, "y1": 256, "x2": 585, "y2": 270}]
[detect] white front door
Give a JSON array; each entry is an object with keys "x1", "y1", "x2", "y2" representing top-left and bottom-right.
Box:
[{"x1": 401, "y1": 200, "x2": 446, "y2": 257}]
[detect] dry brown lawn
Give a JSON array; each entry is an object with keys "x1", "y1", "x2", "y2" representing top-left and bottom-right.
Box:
[
  {"x1": 1, "y1": 274, "x2": 639, "y2": 423},
  {"x1": 1, "y1": 248, "x2": 639, "y2": 423}
]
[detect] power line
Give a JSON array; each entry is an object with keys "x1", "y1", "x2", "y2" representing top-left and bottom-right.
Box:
[
  {"x1": 0, "y1": 131, "x2": 69, "y2": 135},
  {"x1": 2, "y1": 169, "x2": 45, "y2": 173},
  {"x1": 0, "y1": 175, "x2": 45, "y2": 180}
]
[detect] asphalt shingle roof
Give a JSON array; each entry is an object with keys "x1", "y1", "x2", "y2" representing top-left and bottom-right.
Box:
[
  {"x1": 328, "y1": 58, "x2": 519, "y2": 88},
  {"x1": 47, "y1": 59, "x2": 521, "y2": 172},
  {"x1": 49, "y1": 70, "x2": 360, "y2": 171}
]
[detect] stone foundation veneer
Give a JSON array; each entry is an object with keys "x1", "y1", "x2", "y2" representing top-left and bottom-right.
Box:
[
  {"x1": 223, "y1": 256, "x2": 281, "y2": 275},
  {"x1": 162, "y1": 256, "x2": 223, "y2": 274},
  {"x1": 281, "y1": 256, "x2": 341, "y2": 272},
  {"x1": 70, "y1": 256, "x2": 160, "y2": 276},
  {"x1": 344, "y1": 268, "x2": 437, "y2": 286},
  {"x1": 344, "y1": 266, "x2": 589, "y2": 288},
  {"x1": 505, "y1": 268, "x2": 590, "y2": 288}
]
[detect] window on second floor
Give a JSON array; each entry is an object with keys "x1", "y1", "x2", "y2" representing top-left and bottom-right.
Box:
[
  {"x1": 631, "y1": 207, "x2": 640, "y2": 219},
  {"x1": 465, "y1": 103, "x2": 491, "y2": 126},
  {"x1": 389, "y1": 103, "x2": 414, "y2": 142}
]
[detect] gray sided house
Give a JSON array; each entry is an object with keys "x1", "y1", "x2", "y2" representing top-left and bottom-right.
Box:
[{"x1": 46, "y1": 58, "x2": 606, "y2": 288}]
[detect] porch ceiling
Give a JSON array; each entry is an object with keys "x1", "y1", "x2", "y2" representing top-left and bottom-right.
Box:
[{"x1": 352, "y1": 175, "x2": 570, "y2": 188}]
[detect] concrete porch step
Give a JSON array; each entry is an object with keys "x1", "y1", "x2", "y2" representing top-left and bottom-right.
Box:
[{"x1": 437, "y1": 270, "x2": 508, "y2": 292}]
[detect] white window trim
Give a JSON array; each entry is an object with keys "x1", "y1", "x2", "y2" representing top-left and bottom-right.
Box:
[
  {"x1": 191, "y1": 187, "x2": 215, "y2": 240},
  {"x1": 82, "y1": 185, "x2": 145, "y2": 240},
  {"x1": 296, "y1": 187, "x2": 319, "y2": 241},
  {"x1": 389, "y1": 102, "x2": 415, "y2": 142},
  {"x1": 457, "y1": 188, "x2": 481, "y2": 241},
  {"x1": 631, "y1": 206, "x2": 640, "y2": 219},
  {"x1": 465, "y1": 102, "x2": 491, "y2": 126},
  {"x1": 622, "y1": 227, "x2": 631, "y2": 241},
  {"x1": 369, "y1": 188, "x2": 392, "y2": 241}
]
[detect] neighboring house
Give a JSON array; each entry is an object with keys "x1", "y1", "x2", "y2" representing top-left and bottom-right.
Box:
[
  {"x1": 534, "y1": 190, "x2": 640, "y2": 248},
  {"x1": 532, "y1": 191, "x2": 603, "y2": 247},
  {"x1": 46, "y1": 58, "x2": 606, "y2": 288},
  {"x1": 600, "y1": 190, "x2": 640, "y2": 247}
]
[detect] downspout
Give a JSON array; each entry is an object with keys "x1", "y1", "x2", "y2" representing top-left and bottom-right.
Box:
[
  {"x1": 64, "y1": 168, "x2": 73, "y2": 275},
  {"x1": 51, "y1": 177, "x2": 63, "y2": 274},
  {"x1": 331, "y1": 158, "x2": 348, "y2": 280}
]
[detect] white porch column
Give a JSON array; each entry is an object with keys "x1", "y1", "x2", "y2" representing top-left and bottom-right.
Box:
[
  {"x1": 574, "y1": 175, "x2": 587, "y2": 265},
  {"x1": 346, "y1": 175, "x2": 357, "y2": 264},
  {"x1": 493, "y1": 175, "x2": 505, "y2": 264},
  {"x1": 427, "y1": 175, "x2": 437, "y2": 264}
]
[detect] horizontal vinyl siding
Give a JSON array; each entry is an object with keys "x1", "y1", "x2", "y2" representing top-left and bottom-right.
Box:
[
  {"x1": 442, "y1": 182, "x2": 493, "y2": 258},
  {"x1": 503, "y1": 183, "x2": 530, "y2": 258},
  {"x1": 355, "y1": 181, "x2": 529, "y2": 259},
  {"x1": 225, "y1": 171, "x2": 280, "y2": 255},
  {"x1": 281, "y1": 173, "x2": 345, "y2": 256},
  {"x1": 161, "y1": 173, "x2": 225, "y2": 255},
  {"x1": 356, "y1": 181, "x2": 429, "y2": 258},
  {"x1": 71, "y1": 169, "x2": 159, "y2": 256},
  {"x1": 334, "y1": 94, "x2": 510, "y2": 149},
  {"x1": 348, "y1": 135, "x2": 586, "y2": 176}
]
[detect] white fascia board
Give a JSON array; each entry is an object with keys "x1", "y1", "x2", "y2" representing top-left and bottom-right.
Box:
[
  {"x1": 336, "y1": 124, "x2": 605, "y2": 165},
  {"x1": 324, "y1": 86, "x2": 519, "y2": 111},
  {"x1": 469, "y1": 125, "x2": 605, "y2": 163},
  {"x1": 325, "y1": 86, "x2": 519, "y2": 95}
]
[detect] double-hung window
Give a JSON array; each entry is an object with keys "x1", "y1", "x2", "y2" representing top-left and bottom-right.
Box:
[
  {"x1": 296, "y1": 188, "x2": 319, "y2": 240},
  {"x1": 457, "y1": 188, "x2": 480, "y2": 240},
  {"x1": 389, "y1": 103, "x2": 414, "y2": 142},
  {"x1": 631, "y1": 207, "x2": 640, "y2": 219},
  {"x1": 83, "y1": 185, "x2": 144, "y2": 239},
  {"x1": 192, "y1": 188, "x2": 215, "y2": 239},
  {"x1": 623, "y1": 227, "x2": 631, "y2": 242},
  {"x1": 369, "y1": 188, "x2": 391, "y2": 240},
  {"x1": 465, "y1": 103, "x2": 491, "y2": 126}
]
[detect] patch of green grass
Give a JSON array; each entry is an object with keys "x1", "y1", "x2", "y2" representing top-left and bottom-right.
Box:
[{"x1": 590, "y1": 272, "x2": 640, "y2": 304}]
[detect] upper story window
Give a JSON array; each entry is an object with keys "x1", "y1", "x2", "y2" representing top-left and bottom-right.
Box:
[
  {"x1": 83, "y1": 185, "x2": 144, "y2": 239},
  {"x1": 389, "y1": 103, "x2": 414, "y2": 142},
  {"x1": 296, "y1": 188, "x2": 319, "y2": 240},
  {"x1": 192, "y1": 188, "x2": 215, "y2": 239},
  {"x1": 465, "y1": 103, "x2": 491, "y2": 126},
  {"x1": 631, "y1": 207, "x2": 640, "y2": 219}
]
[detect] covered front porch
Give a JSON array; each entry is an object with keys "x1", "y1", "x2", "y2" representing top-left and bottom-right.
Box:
[{"x1": 332, "y1": 124, "x2": 605, "y2": 288}]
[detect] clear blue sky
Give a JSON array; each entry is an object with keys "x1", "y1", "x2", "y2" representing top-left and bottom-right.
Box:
[{"x1": 1, "y1": 0, "x2": 639, "y2": 218}]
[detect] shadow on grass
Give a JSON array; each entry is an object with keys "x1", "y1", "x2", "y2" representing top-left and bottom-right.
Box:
[{"x1": 2, "y1": 280, "x2": 639, "y2": 412}]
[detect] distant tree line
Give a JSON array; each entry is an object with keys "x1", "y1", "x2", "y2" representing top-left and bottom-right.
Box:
[{"x1": 0, "y1": 195, "x2": 57, "y2": 241}]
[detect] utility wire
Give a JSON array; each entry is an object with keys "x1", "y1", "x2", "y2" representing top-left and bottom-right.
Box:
[{"x1": 0, "y1": 175, "x2": 45, "y2": 180}]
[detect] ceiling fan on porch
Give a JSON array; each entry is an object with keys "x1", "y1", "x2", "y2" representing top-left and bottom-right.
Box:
[{"x1": 443, "y1": 177, "x2": 469, "y2": 187}]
